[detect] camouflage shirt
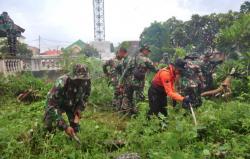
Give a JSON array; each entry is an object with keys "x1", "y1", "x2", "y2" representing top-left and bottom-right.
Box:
[
  {"x1": 45, "y1": 75, "x2": 91, "y2": 130},
  {"x1": 119, "y1": 53, "x2": 157, "y2": 86},
  {"x1": 103, "y1": 57, "x2": 123, "y2": 86}
]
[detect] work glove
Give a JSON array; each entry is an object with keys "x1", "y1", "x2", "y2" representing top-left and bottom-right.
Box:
[
  {"x1": 65, "y1": 126, "x2": 75, "y2": 137},
  {"x1": 70, "y1": 122, "x2": 80, "y2": 133},
  {"x1": 182, "y1": 96, "x2": 191, "y2": 109}
]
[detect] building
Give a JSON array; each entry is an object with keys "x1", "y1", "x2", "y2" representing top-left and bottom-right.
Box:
[
  {"x1": 40, "y1": 49, "x2": 62, "y2": 56},
  {"x1": 28, "y1": 46, "x2": 39, "y2": 56},
  {"x1": 90, "y1": 41, "x2": 114, "y2": 60},
  {"x1": 65, "y1": 39, "x2": 86, "y2": 54}
]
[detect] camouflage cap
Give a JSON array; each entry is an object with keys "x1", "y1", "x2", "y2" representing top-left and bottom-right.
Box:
[
  {"x1": 71, "y1": 64, "x2": 90, "y2": 80},
  {"x1": 140, "y1": 44, "x2": 151, "y2": 52}
]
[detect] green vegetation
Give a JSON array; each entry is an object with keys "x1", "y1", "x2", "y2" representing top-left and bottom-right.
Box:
[
  {"x1": 0, "y1": 54, "x2": 249, "y2": 158},
  {"x1": 0, "y1": 39, "x2": 32, "y2": 58},
  {"x1": 0, "y1": 89, "x2": 249, "y2": 158},
  {"x1": 1, "y1": 1, "x2": 250, "y2": 158}
]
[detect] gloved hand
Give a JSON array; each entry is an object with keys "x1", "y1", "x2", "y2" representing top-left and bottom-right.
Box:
[
  {"x1": 71, "y1": 113, "x2": 81, "y2": 133},
  {"x1": 65, "y1": 126, "x2": 75, "y2": 137},
  {"x1": 70, "y1": 122, "x2": 80, "y2": 133},
  {"x1": 182, "y1": 96, "x2": 191, "y2": 109}
]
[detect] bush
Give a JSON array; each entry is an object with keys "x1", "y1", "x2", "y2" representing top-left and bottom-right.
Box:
[
  {"x1": 0, "y1": 72, "x2": 51, "y2": 103},
  {"x1": 0, "y1": 92, "x2": 249, "y2": 158}
]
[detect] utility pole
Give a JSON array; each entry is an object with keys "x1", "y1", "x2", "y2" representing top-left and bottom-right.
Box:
[{"x1": 38, "y1": 35, "x2": 41, "y2": 54}]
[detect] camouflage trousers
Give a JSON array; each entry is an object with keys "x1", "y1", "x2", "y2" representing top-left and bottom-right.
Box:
[
  {"x1": 112, "y1": 86, "x2": 123, "y2": 110},
  {"x1": 120, "y1": 82, "x2": 145, "y2": 114},
  {"x1": 135, "y1": 86, "x2": 145, "y2": 102},
  {"x1": 43, "y1": 105, "x2": 80, "y2": 132}
]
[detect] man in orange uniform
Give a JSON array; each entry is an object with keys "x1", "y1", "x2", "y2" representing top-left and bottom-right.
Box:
[{"x1": 148, "y1": 59, "x2": 191, "y2": 117}]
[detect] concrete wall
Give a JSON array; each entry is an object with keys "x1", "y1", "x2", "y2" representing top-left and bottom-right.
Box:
[{"x1": 22, "y1": 55, "x2": 62, "y2": 71}]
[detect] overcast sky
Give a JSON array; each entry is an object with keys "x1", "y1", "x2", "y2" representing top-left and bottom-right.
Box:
[{"x1": 0, "y1": 0, "x2": 246, "y2": 50}]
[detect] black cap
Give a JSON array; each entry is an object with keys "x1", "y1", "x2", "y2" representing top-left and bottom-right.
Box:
[
  {"x1": 173, "y1": 58, "x2": 186, "y2": 70},
  {"x1": 184, "y1": 53, "x2": 199, "y2": 60}
]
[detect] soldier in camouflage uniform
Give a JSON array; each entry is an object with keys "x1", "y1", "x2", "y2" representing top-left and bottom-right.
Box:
[
  {"x1": 44, "y1": 64, "x2": 91, "y2": 137},
  {"x1": 200, "y1": 53, "x2": 223, "y2": 91},
  {"x1": 119, "y1": 45, "x2": 157, "y2": 114},
  {"x1": 178, "y1": 54, "x2": 205, "y2": 107},
  {"x1": 103, "y1": 48, "x2": 127, "y2": 109}
]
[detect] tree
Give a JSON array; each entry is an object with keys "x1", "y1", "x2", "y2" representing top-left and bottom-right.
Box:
[
  {"x1": 171, "y1": 25, "x2": 189, "y2": 48},
  {"x1": 184, "y1": 14, "x2": 220, "y2": 53},
  {"x1": 140, "y1": 17, "x2": 185, "y2": 62},
  {"x1": 240, "y1": 1, "x2": 250, "y2": 14},
  {"x1": 0, "y1": 38, "x2": 32, "y2": 57},
  {"x1": 216, "y1": 14, "x2": 250, "y2": 58},
  {"x1": 140, "y1": 21, "x2": 170, "y2": 48},
  {"x1": 0, "y1": 38, "x2": 9, "y2": 56},
  {"x1": 162, "y1": 17, "x2": 184, "y2": 48},
  {"x1": 16, "y1": 42, "x2": 32, "y2": 57}
]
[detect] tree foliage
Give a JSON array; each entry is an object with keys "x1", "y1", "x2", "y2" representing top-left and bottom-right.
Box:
[
  {"x1": 217, "y1": 13, "x2": 250, "y2": 56},
  {"x1": 139, "y1": 1, "x2": 248, "y2": 62},
  {"x1": 0, "y1": 39, "x2": 32, "y2": 57},
  {"x1": 240, "y1": 1, "x2": 250, "y2": 14}
]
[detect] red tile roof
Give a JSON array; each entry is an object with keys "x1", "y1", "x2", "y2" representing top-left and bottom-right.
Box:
[{"x1": 40, "y1": 49, "x2": 62, "y2": 56}]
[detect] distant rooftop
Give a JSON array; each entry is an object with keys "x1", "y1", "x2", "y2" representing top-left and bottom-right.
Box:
[
  {"x1": 40, "y1": 49, "x2": 62, "y2": 56},
  {"x1": 65, "y1": 39, "x2": 86, "y2": 50}
]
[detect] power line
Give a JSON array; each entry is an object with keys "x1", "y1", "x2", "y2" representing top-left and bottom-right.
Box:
[{"x1": 41, "y1": 38, "x2": 72, "y2": 44}]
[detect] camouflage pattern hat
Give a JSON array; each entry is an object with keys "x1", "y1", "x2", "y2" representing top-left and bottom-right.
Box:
[
  {"x1": 140, "y1": 44, "x2": 151, "y2": 52},
  {"x1": 71, "y1": 64, "x2": 90, "y2": 80}
]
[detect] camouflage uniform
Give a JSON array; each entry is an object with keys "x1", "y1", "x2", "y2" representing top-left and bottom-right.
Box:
[
  {"x1": 178, "y1": 59, "x2": 204, "y2": 107},
  {"x1": 119, "y1": 53, "x2": 157, "y2": 114},
  {"x1": 200, "y1": 60, "x2": 217, "y2": 91},
  {"x1": 44, "y1": 64, "x2": 91, "y2": 132},
  {"x1": 103, "y1": 57, "x2": 123, "y2": 109},
  {"x1": 200, "y1": 53, "x2": 223, "y2": 91}
]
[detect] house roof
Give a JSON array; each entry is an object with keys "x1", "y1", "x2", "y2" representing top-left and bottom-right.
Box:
[
  {"x1": 40, "y1": 49, "x2": 62, "y2": 56},
  {"x1": 65, "y1": 39, "x2": 86, "y2": 50}
]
